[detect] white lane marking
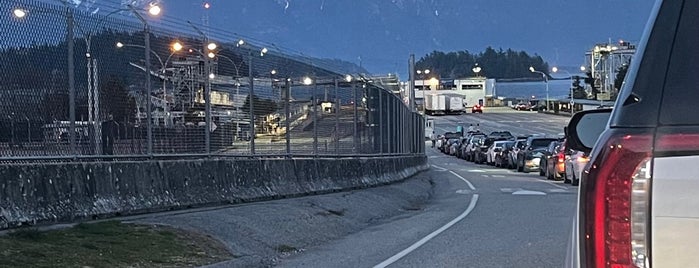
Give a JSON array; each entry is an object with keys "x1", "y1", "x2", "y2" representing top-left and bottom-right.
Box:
[
  {"x1": 481, "y1": 175, "x2": 489, "y2": 178},
  {"x1": 374, "y1": 165, "x2": 479, "y2": 268},
  {"x1": 449, "y1": 170, "x2": 476, "y2": 191},
  {"x1": 500, "y1": 188, "x2": 520, "y2": 193},
  {"x1": 538, "y1": 179, "x2": 568, "y2": 190},
  {"x1": 491, "y1": 175, "x2": 505, "y2": 178},
  {"x1": 512, "y1": 190, "x2": 547, "y2": 196},
  {"x1": 431, "y1": 165, "x2": 447, "y2": 171},
  {"x1": 548, "y1": 189, "x2": 568, "y2": 193},
  {"x1": 468, "y1": 169, "x2": 486, "y2": 173},
  {"x1": 373, "y1": 194, "x2": 479, "y2": 268}
]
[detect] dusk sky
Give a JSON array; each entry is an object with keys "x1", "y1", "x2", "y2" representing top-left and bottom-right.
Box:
[{"x1": 91, "y1": 0, "x2": 656, "y2": 77}]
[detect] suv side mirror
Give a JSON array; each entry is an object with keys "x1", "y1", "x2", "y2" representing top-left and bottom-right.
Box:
[{"x1": 566, "y1": 108, "x2": 612, "y2": 153}]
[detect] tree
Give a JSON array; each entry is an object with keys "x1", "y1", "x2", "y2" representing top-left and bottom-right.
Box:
[
  {"x1": 242, "y1": 95, "x2": 278, "y2": 119},
  {"x1": 570, "y1": 76, "x2": 587, "y2": 99},
  {"x1": 100, "y1": 76, "x2": 136, "y2": 123},
  {"x1": 614, "y1": 62, "x2": 630, "y2": 92},
  {"x1": 415, "y1": 47, "x2": 550, "y2": 79},
  {"x1": 583, "y1": 71, "x2": 599, "y2": 100}
]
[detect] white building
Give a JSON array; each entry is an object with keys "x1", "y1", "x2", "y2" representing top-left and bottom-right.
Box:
[{"x1": 410, "y1": 77, "x2": 495, "y2": 107}]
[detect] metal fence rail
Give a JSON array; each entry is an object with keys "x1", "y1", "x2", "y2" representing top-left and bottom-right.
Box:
[{"x1": 0, "y1": 0, "x2": 425, "y2": 162}]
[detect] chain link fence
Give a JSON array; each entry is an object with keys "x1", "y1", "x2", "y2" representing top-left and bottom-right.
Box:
[{"x1": 0, "y1": 0, "x2": 425, "y2": 161}]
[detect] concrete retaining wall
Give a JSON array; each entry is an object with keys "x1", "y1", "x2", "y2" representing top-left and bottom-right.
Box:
[{"x1": 0, "y1": 156, "x2": 428, "y2": 229}]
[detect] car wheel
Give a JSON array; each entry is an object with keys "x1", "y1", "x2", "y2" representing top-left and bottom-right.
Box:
[
  {"x1": 563, "y1": 172, "x2": 572, "y2": 184},
  {"x1": 539, "y1": 166, "x2": 545, "y2": 176}
]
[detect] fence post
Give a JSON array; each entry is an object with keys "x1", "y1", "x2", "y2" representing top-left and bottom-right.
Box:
[
  {"x1": 313, "y1": 78, "x2": 318, "y2": 157},
  {"x1": 404, "y1": 109, "x2": 408, "y2": 154},
  {"x1": 285, "y1": 78, "x2": 291, "y2": 156},
  {"x1": 66, "y1": 7, "x2": 76, "y2": 157},
  {"x1": 399, "y1": 106, "x2": 404, "y2": 154},
  {"x1": 389, "y1": 95, "x2": 394, "y2": 154},
  {"x1": 334, "y1": 78, "x2": 340, "y2": 155},
  {"x1": 378, "y1": 89, "x2": 383, "y2": 155},
  {"x1": 421, "y1": 116, "x2": 425, "y2": 153},
  {"x1": 248, "y1": 53, "x2": 256, "y2": 155},
  {"x1": 352, "y1": 81, "x2": 358, "y2": 154},
  {"x1": 204, "y1": 46, "x2": 211, "y2": 156},
  {"x1": 144, "y1": 24, "x2": 153, "y2": 157}
]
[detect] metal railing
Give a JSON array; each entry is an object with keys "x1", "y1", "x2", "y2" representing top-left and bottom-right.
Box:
[{"x1": 0, "y1": 0, "x2": 425, "y2": 162}]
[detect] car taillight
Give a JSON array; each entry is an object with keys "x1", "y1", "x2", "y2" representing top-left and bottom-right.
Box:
[
  {"x1": 577, "y1": 155, "x2": 590, "y2": 163},
  {"x1": 583, "y1": 130, "x2": 653, "y2": 268},
  {"x1": 557, "y1": 152, "x2": 565, "y2": 163}
]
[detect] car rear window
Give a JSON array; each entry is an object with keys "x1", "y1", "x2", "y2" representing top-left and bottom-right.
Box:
[
  {"x1": 659, "y1": 0, "x2": 699, "y2": 125},
  {"x1": 530, "y1": 139, "x2": 557, "y2": 148}
]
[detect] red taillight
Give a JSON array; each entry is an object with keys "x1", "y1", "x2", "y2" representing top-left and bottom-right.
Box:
[
  {"x1": 583, "y1": 130, "x2": 653, "y2": 268},
  {"x1": 557, "y1": 152, "x2": 565, "y2": 163},
  {"x1": 656, "y1": 132, "x2": 699, "y2": 152}
]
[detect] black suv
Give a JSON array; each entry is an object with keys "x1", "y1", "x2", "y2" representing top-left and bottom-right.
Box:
[{"x1": 565, "y1": 1, "x2": 699, "y2": 267}]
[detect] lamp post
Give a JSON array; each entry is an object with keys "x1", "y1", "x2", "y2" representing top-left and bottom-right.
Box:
[
  {"x1": 235, "y1": 39, "x2": 269, "y2": 155},
  {"x1": 529, "y1": 67, "x2": 549, "y2": 111},
  {"x1": 187, "y1": 21, "x2": 220, "y2": 155},
  {"x1": 552, "y1": 66, "x2": 575, "y2": 117},
  {"x1": 123, "y1": 4, "x2": 162, "y2": 156},
  {"x1": 416, "y1": 69, "x2": 430, "y2": 87},
  {"x1": 214, "y1": 53, "x2": 243, "y2": 140},
  {"x1": 88, "y1": 5, "x2": 161, "y2": 146},
  {"x1": 416, "y1": 69, "x2": 430, "y2": 114}
]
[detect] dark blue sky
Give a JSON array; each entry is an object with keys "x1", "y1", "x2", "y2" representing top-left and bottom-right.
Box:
[{"x1": 106, "y1": 0, "x2": 657, "y2": 77}]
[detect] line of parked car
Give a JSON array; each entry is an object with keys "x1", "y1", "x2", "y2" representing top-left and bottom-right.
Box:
[{"x1": 434, "y1": 130, "x2": 588, "y2": 185}]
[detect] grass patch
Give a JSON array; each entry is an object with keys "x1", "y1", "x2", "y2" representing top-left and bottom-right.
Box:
[{"x1": 0, "y1": 221, "x2": 231, "y2": 268}]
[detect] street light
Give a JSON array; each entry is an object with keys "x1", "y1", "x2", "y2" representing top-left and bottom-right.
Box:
[
  {"x1": 416, "y1": 69, "x2": 430, "y2": 89},
  {"x1": 552, "y1": 66, "x2": 575, "y2": 117},
  {"x1": 12, "y1": 9, "x2": 27, "y2": 18},
  {"x1": 234, "y1": 38, "x2": 270, "y2": 154},
  {"x1": 529, "y1": 66, "x2": 549, "y2": 111},
  {"x1": 303, "y1": 76, "x2": 313, "y2": 85},
  {"x1": 213, "y1": 53, "x2": 244, "y2": 141}
]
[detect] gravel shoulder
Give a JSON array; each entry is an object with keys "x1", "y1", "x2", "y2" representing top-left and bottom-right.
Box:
[{"x1": 129, "y1": 172, "x2": 435, "y2": 267}]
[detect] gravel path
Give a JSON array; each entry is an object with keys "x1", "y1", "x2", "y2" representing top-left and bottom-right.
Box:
[{"x1": 129, "y1": 173, "x2": 434, "y2": 267}]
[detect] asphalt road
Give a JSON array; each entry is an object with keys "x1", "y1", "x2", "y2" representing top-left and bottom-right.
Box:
[
  {"x1": 276, "y1": 108, "x2": 576, "y2": 268},
  {"x1": 431, "y1": 107, "x2": 570, "y2": 137}
]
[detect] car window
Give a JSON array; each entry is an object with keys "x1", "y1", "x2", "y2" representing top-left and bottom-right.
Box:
[
  {"x1": 530, "y1": 139, "x2": 557, "y2": 148},
  {"x1": 659, "y1": 0, "x2": 699, "y2": 125}
]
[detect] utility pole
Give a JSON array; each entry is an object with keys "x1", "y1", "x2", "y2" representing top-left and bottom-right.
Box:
[{"x1": 409, "y1": 54, "x2": 416, "y2": 111}]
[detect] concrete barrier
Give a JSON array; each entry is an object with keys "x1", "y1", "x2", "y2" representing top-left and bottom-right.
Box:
[{"x1": 0, "y1": 156, "x2": 428, "y2": 229}]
